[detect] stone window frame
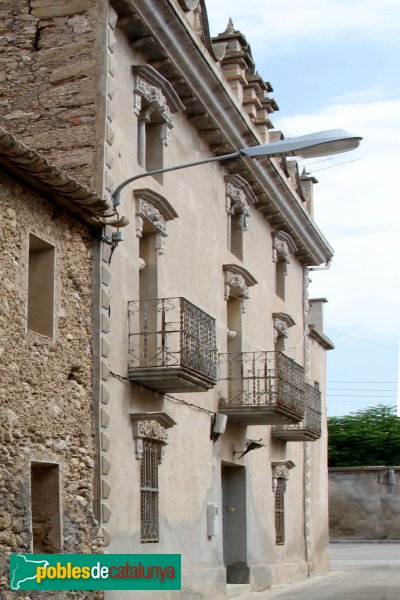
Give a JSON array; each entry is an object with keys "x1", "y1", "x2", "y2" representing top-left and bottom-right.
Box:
[
  {"x1": 130, "y1": 412, "x2": 176, "y2": 544},
  {"x1": 223, "y1": 263, "x2": 257, "y2": 313},
  {"x1": 272, "y1": 312, "x2": 295, "y2": 351},
  {"x1": 272, "y1": 460, "x2": 295, "y2": 546},
  {"x1": 27, "y1": 232, "x2": 56, "y2": 341},
  {"x1": 225, "y1": 175, "x2": 257, "y2": 260},
  {"x1": 134, "y1": 188, "x2": 178, "y2": 256},
  {"x1": 272, "y1": 231, "x2": 297, "y2": 301},
  {"x1": 132, "y1": 65, "x2": 185, "y2": 173}
]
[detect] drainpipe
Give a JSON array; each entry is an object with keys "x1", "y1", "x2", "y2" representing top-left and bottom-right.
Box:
[{"x1": 303, "y1": 267, "x2": 312, "y2": 576}]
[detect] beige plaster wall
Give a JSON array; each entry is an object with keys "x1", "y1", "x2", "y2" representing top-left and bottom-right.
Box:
[
  {"x1": 329, "y1": 467, "x2": 400, "y2": 540},
  {"x1": 100, "y1": 27, "x2": 325, "y2": 598}
]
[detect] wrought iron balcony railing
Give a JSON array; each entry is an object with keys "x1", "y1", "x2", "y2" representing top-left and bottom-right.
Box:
[
  {"x1": 272, "y1": 383, "x2": 322, "y2": 441},
  {"x1": 128, "y1": 297, "x2": 218, "y2": 392},
  {"x1": 218, "y1": 351, "x2": 305, "y2": 425}
]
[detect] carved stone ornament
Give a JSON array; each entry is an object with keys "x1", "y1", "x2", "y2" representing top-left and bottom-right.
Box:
[
  {"x1": 274, "y1": 465, "x2": 290, "y2": 480},
  {"x1": 273, "y1": 238, "x2": 290, "y2": 264},
  {"x1": 272, "y1": 231, "x2": 297, "y2": 264},
  {"x1": 272, "y1": 460, "x2": 295, "y2": 491},
  {"x1": 138, "y1": 419, "x2": 168, "y2": 443},
  {"x1": 226, "y1": 271, "x2": 248, "y2": 299},
  {"x1": 226, "y1": 183, "x2": 250, "y2": 231},
  {"x1": 136, "y1": 76, "x2": 173, "y2": 125},
  {"x1": 137, "y1": 199, "x2": 166, "y2": 235},
  {"x1": 134, "y1": 189, "x2": 178, "y2": 246},
  {"x1": 132, "y1": 66, "x2": 185, "y2": 146},
  {"x1": 130, "y1": 412, "x2": 176, "y2": 462},
  {"x1": 273, "y1": 318, "x2": 289, "y2": 343},
  {"x1": 223, "y1": 264, "x2": 257, "y2": 303},
  {"x1": 177, "y1": 0, "x2": 200, "y2": 10}
]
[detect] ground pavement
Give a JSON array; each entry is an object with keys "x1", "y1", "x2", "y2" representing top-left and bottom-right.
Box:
[{"x1": 234, "y1": 543, "x2": 400, "y2": 600}]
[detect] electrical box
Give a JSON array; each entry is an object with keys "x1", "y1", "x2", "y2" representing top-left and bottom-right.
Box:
[{"x1": 207, "y1": 503, "x2": 219, "y2": 537}]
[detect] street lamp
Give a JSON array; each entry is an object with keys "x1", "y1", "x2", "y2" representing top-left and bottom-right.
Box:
[{"x1": 112, "y1": 129, "x2": 362, "y2": 207}]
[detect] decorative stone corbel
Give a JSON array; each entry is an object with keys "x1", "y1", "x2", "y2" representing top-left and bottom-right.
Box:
[
  {"x1": 225, "y1": 174, "x2": 257, "y2": 232},
  {"x1": 272, "y1": 231, "x2": 297, "y2": 265},
  {"x1": 130, "y1": 412, "x2": 176, "y2": 463},
  {"x1": 272, "y1": 460, "x2": 295, "y2": 492},
  {"x1": 272, "y1": 313, "x2": 295, "y2": 348},
  {"x1": 134, "y1": 189, "x2": 178, "y2": 254},
  {"x1": 132, "y1": 65, "x2": 185, "y2": 145},
  {"x1": 223, "y1": 264, "x2": 257, "y2": 305}
]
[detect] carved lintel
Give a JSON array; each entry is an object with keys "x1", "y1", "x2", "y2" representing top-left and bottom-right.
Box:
[
  {"x1": 272, "y1": 231, "x2": 297, "y2": 264},
  {"x1": 135, "y1": 75, "x2": 173, "y2": 126},
  {"x1": 131, "y1": 412, "x2": 176, "y2": 462},
  {"x1": 226, "y1": 181, "x2": 251, "y2": 231},
  {"x1": 225, "y1": 271, "x2": 249, "y2": 301},
  {"x1": 273, "y1": 238, "x2": 290, "y2": 264},
  {"x1": 272, "y1": 460, "x2": 295, "y2": 491},
  {"x1": 136, "y1": 198, "x2": 167, "y2": 235},
  {"x1": 273, "y1": 318, "x2": 289, "y2": 340}
]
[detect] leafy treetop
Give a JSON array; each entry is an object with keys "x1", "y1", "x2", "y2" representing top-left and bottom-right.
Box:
[{"x1": 328, "y1": 404, "x2": 400, "y2": 467}]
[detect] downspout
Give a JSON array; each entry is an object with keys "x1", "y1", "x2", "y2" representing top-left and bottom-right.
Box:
[{"x1": 303, "y1": 267, "x2": 312, "y2": 576}]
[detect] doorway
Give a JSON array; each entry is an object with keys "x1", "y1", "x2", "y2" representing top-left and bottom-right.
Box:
[{"x1": 221, "y1": 464, "x2": 249, "y2": 584}]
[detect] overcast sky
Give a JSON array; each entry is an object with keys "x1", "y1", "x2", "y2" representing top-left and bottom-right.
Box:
[{"x1": 206, "y1": 0, "x2": 400, "y2": 416}]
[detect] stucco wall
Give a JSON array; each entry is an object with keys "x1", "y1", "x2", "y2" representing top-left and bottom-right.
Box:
[
  {"x1": 329, "y1": 467, "x2": 400, "y2": 540},
  {"x1": 0, "y1": 171, "x2": 101, "y2": 597}
]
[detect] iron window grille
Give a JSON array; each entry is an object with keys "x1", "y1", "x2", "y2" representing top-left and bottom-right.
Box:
[
  {"x1": 275, "y1": 478, "x2": 285, "y2": 545},
  {"x1": 140, "y1": 439, "x2": 160, "y2": 543}
]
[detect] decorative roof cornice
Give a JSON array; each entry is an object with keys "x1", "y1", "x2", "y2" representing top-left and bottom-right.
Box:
[
  {"x1": 0, "y1": 126, "x2": 127, "y2": 229},
  {"x1": 112, "y1": 0, "x2": 333, "y2": 264}
]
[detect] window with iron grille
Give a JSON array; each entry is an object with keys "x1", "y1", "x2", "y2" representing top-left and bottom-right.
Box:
[
  {"x1": 140, "y1": 439, "x2": 160, "y2": 543},
  {"x1": 275, "y1": 478, "x2": 285, "y2": 545}
]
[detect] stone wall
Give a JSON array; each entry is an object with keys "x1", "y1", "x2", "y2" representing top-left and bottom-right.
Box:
[
  {"x1": 329, "y1": 466, "x2": 400, "y2": 540},
  {"x1": 0, "y1": 0, "x2": 107, "y2": 190},
  {"x1": 0, "y1": 170, "x2": 102, "y2": 598}
]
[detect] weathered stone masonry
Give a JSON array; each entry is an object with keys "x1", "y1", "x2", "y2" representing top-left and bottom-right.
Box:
[
  {"x1": 0, "y1": 0, "x2": 107, "y2": 190},
  {"x1": 0, "y1": 171, "x2": 102, "y2": 598}
]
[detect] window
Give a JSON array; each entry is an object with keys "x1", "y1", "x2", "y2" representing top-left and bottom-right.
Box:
[
  {"x1": 225, "y1": 177, "x2": 253, "y2": 262},
  {"x1": 132, "y1": 65, "x2": 184, "y2": 185},
  {"x1": 28, "y1": 234, "x2": 55, "y2": 337},
  {"x1": 140, "y1": 439, "x2": 160, "y2": 543},
  {"x1": 272, "y1": 232, "x2": 296, "y2": 302},
  {"x1": 137, "y1": 118, "x2": 164, "y2": 183},
  {"x1": 31, "y1": 463, "x2": 61, "y2": 553},
  {"x1": 274, "y1": 478, "x2": 285, "y2": 545},
  {"x1": 275, "y1": 260, "x2": 286, "y2": 301}
]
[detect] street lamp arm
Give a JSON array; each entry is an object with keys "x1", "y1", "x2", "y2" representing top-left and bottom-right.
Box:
[
  {"x1": 112, "y1": 150, "x2": 241, "y2": 207},
  {"x1": 112, "y1": 129, "x2": 362, "y2": 207}
]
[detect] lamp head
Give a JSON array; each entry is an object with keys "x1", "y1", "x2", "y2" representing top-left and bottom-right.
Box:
[{"x1": 239, "y1": 129, "x2": 362, "y2": 160}]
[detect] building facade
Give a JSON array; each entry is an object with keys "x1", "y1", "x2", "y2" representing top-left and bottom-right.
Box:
[
  {"x1": 1, "y1": 1, "x2": 335, "y2": 598},
  {"x1": 0, "y1": 126, "x2": 123, "y2": 598}
]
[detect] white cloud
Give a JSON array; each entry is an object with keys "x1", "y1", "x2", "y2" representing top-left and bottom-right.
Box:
[
  {"x1": 275, "y1": 99, "x2": 400, "y2": 337},
  {"x1": 205, "y1": 0, "x2": 400, "y2": 52}
]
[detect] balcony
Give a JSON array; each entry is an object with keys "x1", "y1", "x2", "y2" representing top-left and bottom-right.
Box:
[
  {"x1": 272, "y1": 383, "x2": 322, "y2": 441},
  {"x1": 128, "y1": 297, "x2": 218, "y2": 393},
  {"x1": 218, "y1": 351, "x2": 305, "y2": 425}
]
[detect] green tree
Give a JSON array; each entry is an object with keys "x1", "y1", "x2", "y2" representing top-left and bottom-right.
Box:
[{"x1": 328, "y1": 404, "x2": 400, "y2": 467}]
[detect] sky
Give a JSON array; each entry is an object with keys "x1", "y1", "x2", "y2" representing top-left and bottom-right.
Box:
[{"x1": 205, "y1": 0, "x2": 400, "y2": 416}]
